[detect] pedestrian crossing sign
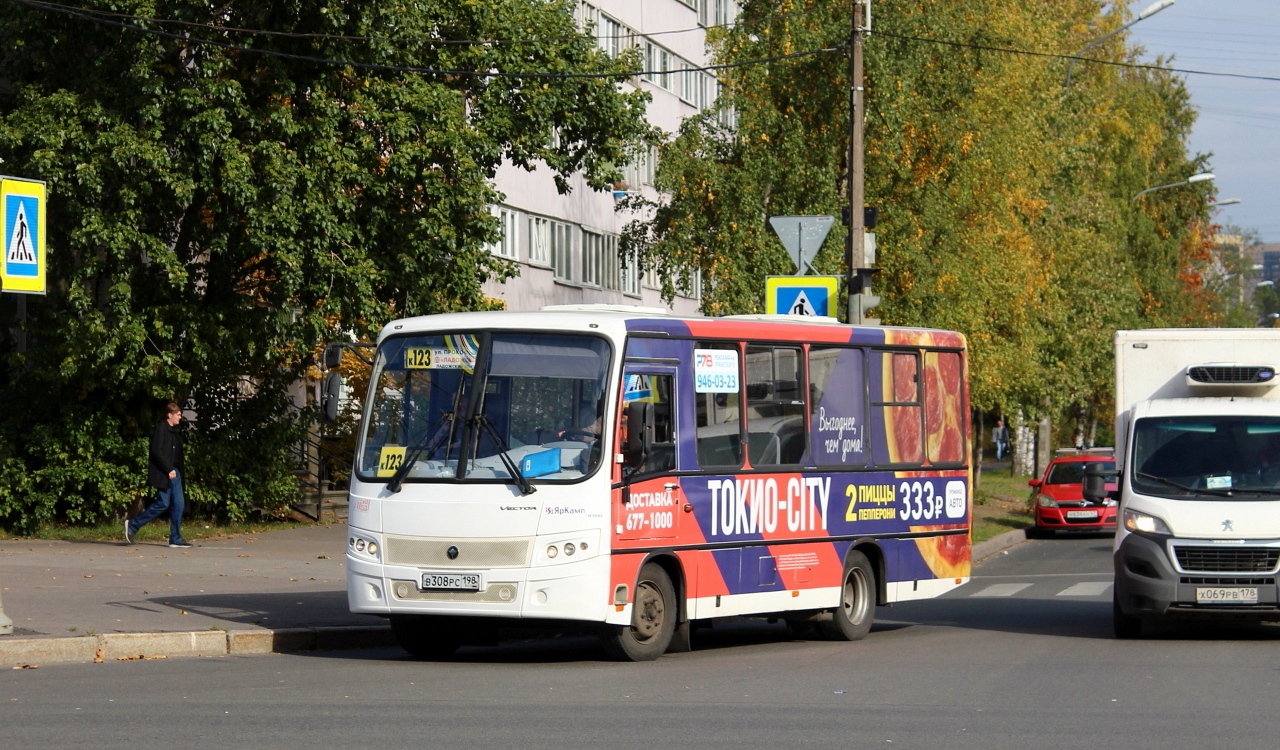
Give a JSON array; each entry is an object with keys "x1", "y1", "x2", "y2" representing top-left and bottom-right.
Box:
[
  {"x1": 1, "y1": 178, "x2": 47, "y2": 295},
  {"x1": 766, "y1": 275, "x2": 839, "y2": 317}
]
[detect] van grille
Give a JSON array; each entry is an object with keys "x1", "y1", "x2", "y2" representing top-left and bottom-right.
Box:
[
  {"x1": 1173, "y1": 546, "x2": 1280, "y2": 574},
  {"x1": 1187, "y1": 366, "x2": 1275, "y2": 384}
]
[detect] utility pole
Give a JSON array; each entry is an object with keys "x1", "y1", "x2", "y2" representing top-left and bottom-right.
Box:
[{"x1": 846, "y1": 1, "x2": 878, "y2": 325}]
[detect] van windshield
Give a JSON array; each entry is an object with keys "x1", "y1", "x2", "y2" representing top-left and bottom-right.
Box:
[
  {"x1": 1131, "y1": 416, "x2": 1280, "y2": 497},
  {"x1": 356, "y1": 332, "x2": 612, "y2": 485}
]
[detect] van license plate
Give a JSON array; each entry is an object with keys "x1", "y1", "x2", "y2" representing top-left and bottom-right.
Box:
[
  {"x1": 1065, "y1": 510, "x2": 1098, "y2": 519},
  {"x1": 421, "y1": 572, "x2": 481, "y2": 591},
  {"x1": 1196, "y1": 587, "x2": 1257, "y2": 604}
]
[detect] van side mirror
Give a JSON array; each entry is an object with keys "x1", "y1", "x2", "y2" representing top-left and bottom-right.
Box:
[
  {"x1": 321, "y1": 371, "x2": 343, "y2": 423},
  {"x1": 1082, "y1": 462, "x2": 1118, "y2": 504}
]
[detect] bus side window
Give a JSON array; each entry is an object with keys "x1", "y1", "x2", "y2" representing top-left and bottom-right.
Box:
[
  {"x1": 745, "y1": 344, "x2": 806, "y2": 468},
  {"x1": 694, "y1": 342, "x2": 744, "y2": 469},
  {"x1": 624, "y1": 373, "x2": 676, "y2": 477}
]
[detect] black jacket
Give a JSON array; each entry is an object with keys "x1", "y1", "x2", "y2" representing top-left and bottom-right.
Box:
[{"x1": 147, "y1": 420, "x2": 185, "y2": 490}]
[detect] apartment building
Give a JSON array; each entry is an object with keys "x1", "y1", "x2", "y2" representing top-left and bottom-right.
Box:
[{"x1": 480, "y1": 0, "x2": 738, "y2": 314}]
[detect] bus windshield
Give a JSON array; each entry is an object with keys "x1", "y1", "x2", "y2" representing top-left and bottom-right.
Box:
[
  {"x1": 357, "y1": 332, "x2": 612, "y2": 485},
  {"x1": 1132, "y1": 416, "x2": 1280, "y2": 497}
]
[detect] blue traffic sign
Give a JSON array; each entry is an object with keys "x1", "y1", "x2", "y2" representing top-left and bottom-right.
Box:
[{"x1": 765, "y1": 276, "x2": 840, "y2": 317}]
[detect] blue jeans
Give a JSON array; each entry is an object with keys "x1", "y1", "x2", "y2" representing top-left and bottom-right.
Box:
[{"x1": 131, "y1": 469, "x2": 185, "y2": 544}]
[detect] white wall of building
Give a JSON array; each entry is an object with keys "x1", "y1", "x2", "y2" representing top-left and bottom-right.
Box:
[{"x1": 481, "y1": 0, "x2": 737, "y2": 316}]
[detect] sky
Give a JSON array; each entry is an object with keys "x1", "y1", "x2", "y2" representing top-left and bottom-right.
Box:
[{"x1": 1124, "y1": 0, "x2": 1280, "y2": 243}]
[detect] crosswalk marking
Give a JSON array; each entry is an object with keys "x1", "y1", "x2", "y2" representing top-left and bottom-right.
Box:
[
  {"x1": 1056, "y1": 581, "x2": 1113, "y2": 597},
  {"x1": 971, "y1": 583, "x2": 1033, "y2": 597}
]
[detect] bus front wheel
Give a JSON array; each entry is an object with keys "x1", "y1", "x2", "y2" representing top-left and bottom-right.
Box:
[
  {"x1": 602, "y1": 563, "x2": 677, "y2": 661},
  {"x1": 390, "y1": 614, "x2": 463, "y2": 659},
  {"x1": 820, "y1": 551, "x2": 875, "y2": 641}
]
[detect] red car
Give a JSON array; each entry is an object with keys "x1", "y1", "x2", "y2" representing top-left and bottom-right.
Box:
[{"x1": 1027, "y1": 451, "x2": 1118, "y2": 536}]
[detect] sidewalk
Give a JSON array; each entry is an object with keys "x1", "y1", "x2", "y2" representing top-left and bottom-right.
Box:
[{"x1": 0, "y1": 523, "x2": 393, "y2": 667}]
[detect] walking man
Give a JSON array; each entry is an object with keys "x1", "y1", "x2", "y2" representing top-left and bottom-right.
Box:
[
  {"x1": 993, "y1": 419, "x2": 1011, "y2": 461},
  {"x1": 124, "y1": 402, "x2": 192, "y2": 548}
]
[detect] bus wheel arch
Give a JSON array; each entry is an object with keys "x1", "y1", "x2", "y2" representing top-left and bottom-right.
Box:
[
  {"x1": 819, "y1": 546, "x2": 878, "y2": 642},
  {"x1": 602, "y1": 558, "x2": 681, "y2": 661}
]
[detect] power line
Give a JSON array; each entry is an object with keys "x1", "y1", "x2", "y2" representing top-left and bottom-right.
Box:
[{"x1": 875, "y1": 30, "x2": 1280, "y2": 84}]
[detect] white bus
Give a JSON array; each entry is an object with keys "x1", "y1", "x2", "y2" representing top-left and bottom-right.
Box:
[{"x1": 329, "y1": 305, "x2": 971, "y2": 660}]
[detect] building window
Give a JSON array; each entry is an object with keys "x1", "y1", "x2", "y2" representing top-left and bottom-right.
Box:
[
  {"x1": 644, "y1": 43, "x2": 674, "y2": 91},
  {"x1": 485, "y1": 206, "x2": 519, "y2": 260},
  {"x1": 582, "y1": 229, "x2": 617, "y2": 289},
  {"x1": 621, "y1": 250, "x2": 641, "y2": 297},
  {"x1": 680, "y1": 68, "x2": 715, "y2": 110},
  {"x1": 622, "y1": 145, "x2": 657, "y2": 191},
  {"x1": 697, "y1": 0, "x2": 737, "y2": 27},
  {"x1": 528, "y1": 216, "x2": 551, "y2": 267},
  {"x1": 530, "y1": 216, "x2": 578, "y2": 281}
]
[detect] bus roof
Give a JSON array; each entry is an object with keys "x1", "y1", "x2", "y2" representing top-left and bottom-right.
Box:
[{"x1": 377, "y1": 305, "x2": 966, "y2": 349}]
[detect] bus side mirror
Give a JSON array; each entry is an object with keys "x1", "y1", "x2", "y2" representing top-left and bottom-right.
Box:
[
  {"x1": 322, "y1": 371, "x2": 343, "y2": 423},
  {"x1": 323, "y1": 343, "x2": 344, "y2": 370},
  {"x1": 624, "y1": 401, "x2": 652, "y2": 463}
]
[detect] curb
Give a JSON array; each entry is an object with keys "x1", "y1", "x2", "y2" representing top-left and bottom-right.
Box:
[
  {"x1": 0, "y1": 625, "x2": 395, "y2": 667},
  {"x1": 972, "y1": 528, "x2": 1028, "y2": 562}
]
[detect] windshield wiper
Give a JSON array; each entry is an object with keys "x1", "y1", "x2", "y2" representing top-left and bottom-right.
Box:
[
  {"x1": 474, "y1": 416, "x2": 536, "y2": 496},
  {"x1": 386, "y1": 413, "x2": 455, "y2": 494},
  {"x1": 1135, "y1": 471, "x2": 1233, "y2": 498}
]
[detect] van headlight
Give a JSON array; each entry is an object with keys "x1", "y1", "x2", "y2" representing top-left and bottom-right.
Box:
[
  {"x1": 1123, "y1": 509, "x2": 1171, "y2": 535},
  {"x1": 1036, "y1": 495, "x2": 1059, "y2": 508}
]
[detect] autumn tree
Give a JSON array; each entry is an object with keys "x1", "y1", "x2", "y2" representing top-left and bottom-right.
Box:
[
  {"x1": 0, "y1": 0, "x2": 653, "y2": 529},
  {"x1": 626, "y1": 0, "x2": 1217, "y2": 450}
]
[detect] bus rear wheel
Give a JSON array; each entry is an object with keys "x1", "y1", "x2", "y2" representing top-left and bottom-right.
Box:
[
  {"x1": 820, "y1": 551, "x2": 875, "y2": 641},
  {"x1": 602, "y1": 563, "x2": 677, "y2": 661},
  {"x1": 390, "y1": 614, "x2": 463, "y2": 659}
]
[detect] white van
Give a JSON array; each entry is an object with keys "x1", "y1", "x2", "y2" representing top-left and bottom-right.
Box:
[{"x1": 1095, "y1": 329, "x2": 1280, "y2": 637}]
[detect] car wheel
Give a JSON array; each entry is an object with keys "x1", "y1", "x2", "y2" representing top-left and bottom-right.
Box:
[
  {"x1": 819, "y1": 550, "x2": 875, "y2": 641},
  {"x1": 602, "y1": 563, "x2": 677, "y2": 661}
]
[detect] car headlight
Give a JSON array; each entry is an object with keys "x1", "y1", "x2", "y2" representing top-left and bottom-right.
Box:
[
  {"x1": 1036, "y1": 495, "x2": 1059, "y2": 508},
  {"x1": 1123, "y1": 508, "x2": 1171, "y2": 535}
]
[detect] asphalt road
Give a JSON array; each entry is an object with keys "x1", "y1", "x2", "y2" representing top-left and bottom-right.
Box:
[{"x1": 5, "y1": 533, "x2": 1280, "y2": 750}]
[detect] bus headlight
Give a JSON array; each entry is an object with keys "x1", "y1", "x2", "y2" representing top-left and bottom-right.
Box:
[
  {"x1": 348, "y1": 532, "x2": 382, "y2": 561},
  {"x1": 1123, "y1": 509, "x2": 1171, "y2": 535}
]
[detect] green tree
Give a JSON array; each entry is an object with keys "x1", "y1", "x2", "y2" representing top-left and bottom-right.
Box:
[{"x1": 0, "y1": 0, "x2": 653, "y2": 530}]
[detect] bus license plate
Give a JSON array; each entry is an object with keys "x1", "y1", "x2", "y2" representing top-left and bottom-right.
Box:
[
  {"x1": 421, "y1": 572, "x2": 481, "y2": 591},
  {"x1": 1196, "y1": 587, "x2": 1257, "y2": 604},
  {"x1": 1065, "y1": 510, "x2": 1099, "y2": 519}
]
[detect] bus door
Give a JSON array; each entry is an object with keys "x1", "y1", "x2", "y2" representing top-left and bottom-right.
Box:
[{"x1": 615, "y1": 369, "x2": 680, "y2": 542}]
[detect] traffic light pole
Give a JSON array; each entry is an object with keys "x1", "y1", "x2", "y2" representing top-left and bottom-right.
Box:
[{"x1": 846, "y1": 0, "x2": 878, "y2": 325}]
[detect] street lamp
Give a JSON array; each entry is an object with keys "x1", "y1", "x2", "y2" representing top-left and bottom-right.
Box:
[
  {"x1": 1211, "y1": 198, "x2": 1241, "y2": 207},
  {"x1": 1132, "y1": 171, "x2": 1213, "y2": 202},
  {"x1": 1064, "y1": 0, "x2": 1175, "y2": 94}
]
